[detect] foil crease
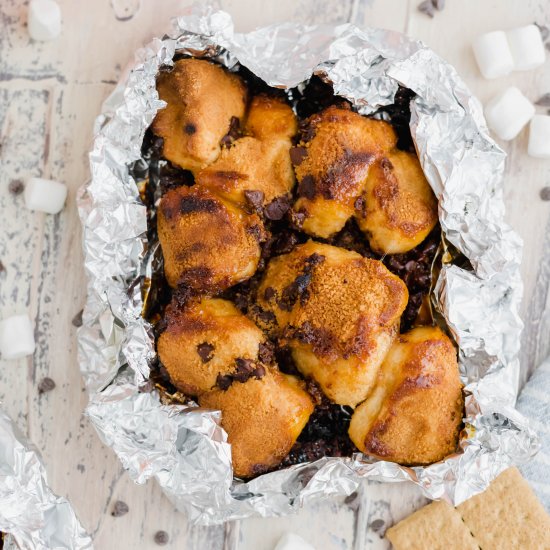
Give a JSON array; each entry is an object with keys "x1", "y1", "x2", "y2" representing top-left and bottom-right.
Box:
[
  {"x1": 0, "y1": 407, "x2": 92, "y2": 550},
  {"x1": 77, "y1": 5, "x2": 538, "y2": 524}
]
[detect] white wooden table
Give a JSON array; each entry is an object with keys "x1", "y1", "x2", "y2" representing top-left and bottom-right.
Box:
[{"x1": 0, "y1": 0, "x2": 548, "y2": 548}]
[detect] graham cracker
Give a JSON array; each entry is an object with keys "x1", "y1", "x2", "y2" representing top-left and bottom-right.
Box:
[
  {"x1": 386, "y1": 500, "x2": 479, "y2": 550},
  {"x1": 457, "y1": 467, "x2": 550, "y2": 550}
]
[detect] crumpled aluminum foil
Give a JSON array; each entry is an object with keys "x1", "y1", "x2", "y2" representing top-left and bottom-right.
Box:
[
  {"x1": 0, "y1": 407, "x2": 92, "y2": 549},
  {"x1": 77, "y1": 5, "x2": 539, "y2": 524}
]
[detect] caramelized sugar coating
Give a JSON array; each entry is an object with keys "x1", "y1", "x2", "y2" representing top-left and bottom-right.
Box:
[
  {"x1": 255, "y1": 240, "x2": 324, "y2": 331},
  {"x1": 292, "y1": 105, "x2": 397, "y2": 238},
  {"x1": 158, "y1": 185, "x2": 265, "y2": 291},
  {"x1": 199, "y1": 369, "x2": 314, "y2": 478},
  {"x1": 152, "y1": 59, "x2": 247, "y2": 171},
  {"x1": 348, "y1": 326, "x2": 463, "y2": 464},
  {"x1": 158, "y1": 297, "x2": 267, "y2": 396},
  {"x1": 245, "y1": 94, "x2": 298, "y2": 141},
  {"x1": 258, "y1": 241, "x2": 408, "y2": 407},
  {"x1": 196, "y1": 95, "x2": 298, "y2": 207},
  {"x1": 356, "y1": 150, "x2": 438, "y2": 254}
]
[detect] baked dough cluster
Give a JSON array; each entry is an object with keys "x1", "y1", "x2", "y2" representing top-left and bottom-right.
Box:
[
  {"x1": 349, "y1": 326, "x2": 463, "y2": 464},
  {"x1": 151, "y1": 58, "x2": 463, "y2": 477},
  {"x1": 256, "y1": 241, "x2": 408, "y2": 407},
  {"x1": 292, "y1": 104, "x2": 438, "y2": 252}
]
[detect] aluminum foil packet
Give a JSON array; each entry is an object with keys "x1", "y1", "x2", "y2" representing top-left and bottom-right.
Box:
[
  {"x1": 77, "y1": 5, "x2": 539, "y2": 524},
  {"x1": 0, "y1": 407, "x2": 92, "y2": 550}
]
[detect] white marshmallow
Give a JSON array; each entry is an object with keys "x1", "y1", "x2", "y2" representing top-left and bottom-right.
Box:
[
  {"x1": 24, "y1": 177, "x2": 67, "y2": 214},
  {"x1": 472, "y1": 31, "x2": 514, "y2": 79},
  {"x1": 528, "y1": 115, "x2": 550, "y2": 159},
  {"x1": 484, "y1": 87, "x2": 535, "y2": 141},
  {"x1": 506, "y1": 24, "x2": 546, "y2": 71},
  {"x1": 273, "y1": 533, "x2": 316, "y2": 550},
  {"x1": 27, "y1": 0, "x2": 61, "y2": 42},
  {"x1": 0, "y1": 314, "x2": 36, "y2": 360}
]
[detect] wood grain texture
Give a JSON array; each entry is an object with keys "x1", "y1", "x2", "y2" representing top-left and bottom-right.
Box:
[{"x1": 0, "y1": 0, "x2": 548, "y2": 549}]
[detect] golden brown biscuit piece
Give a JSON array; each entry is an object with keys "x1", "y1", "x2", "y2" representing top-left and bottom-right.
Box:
[
  {"x1": 196, "y1": 95, "x2": 297, "y2": 208},
  {"x1": 158, "y1": 297, "x2": 268, "y2": 396},
  {"x1": 158, "y1": 185, "x2": 265, "y2": 291},
  {"x1": 245, "y1": 94, "x2": 298, "y2": 141},
  {"x1": 386, "y1": 500, "x2": 479, "y2": 550},
  {"x1": 199, "y1": 369, "x2": 314, "y2": 478},
  {"x1": 356, "y1": 150, "x2": 438, "y2": 254},
  {"x1": 292, "y1": 105, "x2": 397, "y2": 238},
  {"x1": 257, "y1": 241, "x2": 408, "y2": 407},
  {"x1": 457, "y1": 467, "x2": 550, "y2": 550},
  {"x1": 255, "y1": 240, "x2": 323, "y2": 331},
  {"x1": 152, "y1": 58, "x2": 247, "y2": 171},
  {"x1": 349, "y1": 326, "x2": 463, "y2": 464}
]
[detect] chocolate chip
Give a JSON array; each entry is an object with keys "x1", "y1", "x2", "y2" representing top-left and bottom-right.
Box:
[
  {"x1": 305, "y1": 253, "x2": 325, "y2": 267},
  {"x1": 111, "y1": 500, "x2": 129, "y2": 517},
  {"x1": 235, "y1": 357, "x2": 254, "y2": 372},
  {"x1": 38, "y1": 377, "x2": 56, "y2": 394},
  {"x1": 197, "y1": 342, "x2": 214, "y2": 363},
  {"x1": 228, "y1": 116, "x2": 240, "y2": 134},
  {"x1": 221, "y1": 116, "x2": 241, "y2": 147},
  {"x1": 289, "y1": 146, "x2": 308, "y2": 166},
  {"x1": 270, "y1": 230, "x2": 299, "y2": 255},
  {"x1": 432, "y1": 0, "x2": 445, "y2": 10},
  {"x1": 263, "y1": 286, "x2": 275, "y2": 300},
  {"x1": 535, "y1": 93, "x2": 550, "y2": 107},
  {"x1": 417, "y1": 0, "x2": 435, "y2": 17},
  {"x1": 264, "y1": 196, "x2": 290, "y2": 220},
  {"x1": 254, "y1": 306, "x2": 276, "y2": 325},
  {"x1": 380, "y1": 157, "x2": 393, "y2": 170},
  {"x1": 298, "y1": 175, "x2": 316, "y2": 199},
  {"x1": 217, "y1": 358, "x2": 266, "y2": 389},
  {"x1": 154, "y1": 530, "x2": 169, "y2": 545},
  {"x1": 216, "y1": 375, "x2": 232, "y2": 390},
  {"x1": 8, "y1": 179, "x2": 24, "y2": 196},
  {"x1": 306, "y1": 379, "x2": 326, "y2": 406},
  {"x1": 184, "y1": 123, "x2": 196, "y2": 135},
  {"x1": 171, "y1": 286, "x2": 193, "y2": 312},
  {"x1": 540, "y1": 186, "x2": 550, "y2": 201},
  {"x1": 253, "y1": 363, "x2": 266, "y2": 378},
  {"x1": 244, "y1": 190, "x2": 265, "y2": 210},
  {"x1": 233, "y1": 357, "x2": 265, "y2": 382},
  {"x1": 281, "y1": 274, "x2": 311, "y2": 308},
  {"x1": 290, "y1": 209, "x2": 306, "y2": 229},
  {"x1": 369, "y1": 519, "x2": 385, "y2": 532},
  {"x1": 0, "y1": 260, "x2": 5, "y2": 274},
  {"x1": 72, "y1": 310, "x2": 83, "y2": 328},
  {"x1": 300, "y1": 120, "x2": 318, "y2": 143},
  {"x1": 258, "y1": 341, "x2": 275, "y2": 364},
  {"x1": 247, "y1": 224, "x2": 264, "y2": 242},
  {"x1": 353, "y1": 196, "x2": 366, "y2": 217}
]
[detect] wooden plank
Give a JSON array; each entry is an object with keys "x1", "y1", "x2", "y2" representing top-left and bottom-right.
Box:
[
  {"x1": 0, "y1": 86, "x2": 50, "y2": 432},
  {"x1": 238, "y1": 495, "x2": 357, "y2": 550},
  {"x1": 351, "y1": 0, "x2": 410, "y2": 31}
]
